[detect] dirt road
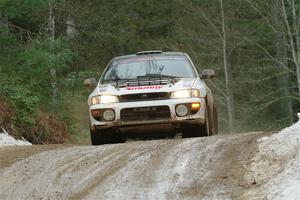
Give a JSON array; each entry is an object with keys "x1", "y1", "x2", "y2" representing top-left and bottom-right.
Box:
[{"x1": 0, "y1": 130, "x2": 299, "y2": 200}]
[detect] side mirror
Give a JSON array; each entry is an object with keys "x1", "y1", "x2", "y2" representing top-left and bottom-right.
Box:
[
  {"x1": 201, "y1": 69, "x2": 215, "y2": 79},
  {"x1": 84, "y1": 78, "x2": 97, "y2": 90}
]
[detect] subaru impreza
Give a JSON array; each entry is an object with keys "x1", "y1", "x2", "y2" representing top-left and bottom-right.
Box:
[{"x1": 84, "y1": 51, "x2": 218, "y2": 145}]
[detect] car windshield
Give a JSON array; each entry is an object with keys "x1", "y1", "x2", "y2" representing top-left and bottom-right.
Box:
[{"x1": 102, "y1": 56, "x2": 196, "y2": 82}]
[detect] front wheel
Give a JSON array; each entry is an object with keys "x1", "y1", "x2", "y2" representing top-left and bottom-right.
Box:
[
  {"x1": 182, "y1": 103, "x2": 218, "y2": 138},
  {"x1": 90, "y1": 128, "x2": 124, "y2": 145},
  {"x1": 182, "y1": 111, "x2": 209, "y2": 138}
]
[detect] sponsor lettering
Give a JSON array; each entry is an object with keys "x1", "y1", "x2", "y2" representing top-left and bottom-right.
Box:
[{"x1": 127, "y1": 85, "x2": 163, "y2": 90}]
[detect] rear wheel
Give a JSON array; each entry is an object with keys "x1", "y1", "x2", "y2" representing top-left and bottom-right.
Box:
[{"x1": 90, "y1": 128, "x2": 124, "y2": 145}]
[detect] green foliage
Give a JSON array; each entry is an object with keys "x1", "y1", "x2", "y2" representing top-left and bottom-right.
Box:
[
  {"x1": 0, "y1": 0, "x2": 299, "y2": 143},
  {"x1": 0, "y1": 0, "x2": 47, "y2": 18},
  {"x1": 18, "y1": 37, "x2": 73, "y2": 98},
  {"x1": 0, "y1": 85, "x2": 39, "y2": 126},
  {"x1": 0, "y1": 26, "x2": 72, "y2": 130}
]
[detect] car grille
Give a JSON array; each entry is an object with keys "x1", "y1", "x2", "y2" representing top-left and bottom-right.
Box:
[
  {"x1": 119, "y1": 92, "x2": 170, "y2": 102},
  {"x1": 120, "y1": 106, "x2": 171, "y2": 121}
]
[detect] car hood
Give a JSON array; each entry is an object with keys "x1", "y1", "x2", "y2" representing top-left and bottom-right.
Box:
[{"x1": 89, "y1": 78, "x2": 207, "y2": 99}]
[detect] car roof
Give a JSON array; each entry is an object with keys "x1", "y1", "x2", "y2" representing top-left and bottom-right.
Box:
[{"x1": 113, "y1": 51, "x2": 187, "y2": 61}]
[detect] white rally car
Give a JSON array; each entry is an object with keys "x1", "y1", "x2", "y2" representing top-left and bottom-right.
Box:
[{"x1": 84, "y1": 51, "x2": 218, "y2": 145}]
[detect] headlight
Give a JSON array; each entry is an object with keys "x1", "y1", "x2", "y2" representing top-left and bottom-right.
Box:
[
  {"x1": 171, "y1": 89, "x2": 200, "y2": 99},
  {"x1": 90, "y1": 95, "x2": 118, "y2": 105}
]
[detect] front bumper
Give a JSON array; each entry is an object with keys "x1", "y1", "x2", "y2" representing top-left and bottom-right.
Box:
[{"x1": 89, "y1": 98, "x2": 206, "y2": 131}]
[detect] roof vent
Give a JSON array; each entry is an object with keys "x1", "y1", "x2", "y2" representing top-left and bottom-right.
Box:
[{"x1": 136, "y1": 50, "x2": 162, "y2": 55}]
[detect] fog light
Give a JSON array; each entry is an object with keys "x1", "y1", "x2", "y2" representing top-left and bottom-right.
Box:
[
  {"x1": 91, "y1": 109, "x2": 101, "y2": 118},
  {"x1": 103, "y1": 109, "x2": 115, "y2": 121},
  {"x1": 191, "y1": 103, "x2": 200, "y2": 109},
  {"x1": 176, "y1": 104, "x2": 188, "y2": 117}
]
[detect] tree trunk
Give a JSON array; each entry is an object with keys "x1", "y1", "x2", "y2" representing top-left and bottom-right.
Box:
[
  {"x1": 0, "y1": 12, "x2": 8, "y2": 28},
  {"x1": 220, "y1": 0, "x2": 234, "y2": 133},
  {"x1": 281, "y1": 0, "x2": 300, "y2": 96},
  {"x1": 49, "y1": 1, "x2": 57, "y2": 108},
  {"x1": 272, "y1": 0, "x2": 293, "y2": 122},
  {"x1": 292, "y1": 0, "x2": 300, "y2": 97}
]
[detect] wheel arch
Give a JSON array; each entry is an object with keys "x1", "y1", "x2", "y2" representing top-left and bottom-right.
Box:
[{"x1": 205, "y1": 86, "x2": 218, "y2": 135}]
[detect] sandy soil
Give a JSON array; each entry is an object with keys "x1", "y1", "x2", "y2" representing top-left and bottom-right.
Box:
[{"x1": 0, "y1": 132, "x2": 276, "y2": 200}]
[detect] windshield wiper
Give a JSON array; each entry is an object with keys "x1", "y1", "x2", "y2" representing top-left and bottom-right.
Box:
[
  {"x1": 102, "y1": 78, "x2": 138, "y2": 83},
  {"x1": 103, "y1": 78, "x2": 132, "y2": 82},
  {"x1": 137, "y1": 74, "x2": 178, "y2": 79},
  {"x1": 103, "y1": 74, "x2": 178, "y2": 83}
]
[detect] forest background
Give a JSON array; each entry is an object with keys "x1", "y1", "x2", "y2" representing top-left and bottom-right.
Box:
[{"x1": 0, "y1": 0, "x2": 299, "y2": 144}]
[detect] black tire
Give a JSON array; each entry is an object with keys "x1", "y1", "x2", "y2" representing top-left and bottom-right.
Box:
[
  {"x1": 182, "y1": 103, "x2": 216, "y2": 138},
  {"x1": 206, "y1": 102, "x2": 219, "y2": 136},
  {"x1": 182, "y1": 124, "x2": 207, "y2": 138},
  {"x1": 182, "y1": 110, "x2": 208, "y2": 138},
  {"x1": 90, "y1": 128, "x2": 123, "y2": 145}
]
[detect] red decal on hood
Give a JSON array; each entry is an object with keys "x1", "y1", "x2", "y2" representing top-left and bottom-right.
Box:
[{"x1": 127, "y1": 85, "x2": 163, "y2": 90}]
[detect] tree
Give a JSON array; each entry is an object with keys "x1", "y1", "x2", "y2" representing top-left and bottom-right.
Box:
[
  {"x1": 220, "y1": 0, "x2": 234, "y2": 132},
  {"x1": 48, "y1": 0, "x2": 58, "y2": 108},
  {"x1": 272, "y1": 0, "x2": 294, "y2": 122},
  {"x1": 187, "y1": 0, "x2": 235, "y2": 133},
  {"x1": 281, "y1": 0, "x2": 300, "y2": 97}
]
